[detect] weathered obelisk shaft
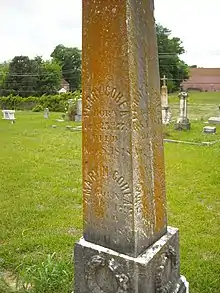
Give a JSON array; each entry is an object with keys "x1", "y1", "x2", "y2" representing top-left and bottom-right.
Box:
[{"x1": 82, "y1": 0, "x2": 167, "y2": 257}]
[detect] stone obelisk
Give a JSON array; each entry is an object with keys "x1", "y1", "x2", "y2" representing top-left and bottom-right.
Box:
[
  {"x1": 74, "y1": 1, "x2": 188, "y2": 292},
  {"x1": 161, "y1": 75, "x2": 171, "y2": 124}
]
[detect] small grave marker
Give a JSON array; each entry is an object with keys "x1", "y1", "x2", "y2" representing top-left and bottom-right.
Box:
[
  {"x1": 203, "y1": 126, "x2": 216, "y2": 134},
  {"x1": 44, "y1": 108, "x2": 49, "y2": 119},
  {"x1": 2, "y1": 110, "x2": 16, "y2": 123}
]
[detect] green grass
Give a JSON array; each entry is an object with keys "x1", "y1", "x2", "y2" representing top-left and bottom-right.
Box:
[
  {"x1": 164, "y1": 121, "x2": 220, "y2": 143},
  {"x1": 0, "y1": 106, "x2": 220, "y2": 293},
  {"x1": 169, "y1": 91, "x2": 220, "y2": 121},
  {"x1": 0, "y1": 112, "x2": 82, "y2": 292}
]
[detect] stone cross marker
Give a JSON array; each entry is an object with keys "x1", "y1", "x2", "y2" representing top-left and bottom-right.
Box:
[
  {"x1": 175, "y1": 92, "x2": 190, "y2": 130},
  {"x1": 74, "y1": 1, "x2": 188, "y2": 293},
  {"x1": 161, "y1": 75, "x2": 168, "y2": 87},
  {"x1": 160, "y1": 75, "x2": 171, "y2": 124}
]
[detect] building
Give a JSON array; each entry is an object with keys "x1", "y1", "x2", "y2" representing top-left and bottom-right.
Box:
[
  {"x1": 60, "y1": 79, "x2": 70, "y2": 92},
  {"x1": 181, "y1": 68, "x2": 220, "y2": 92}
]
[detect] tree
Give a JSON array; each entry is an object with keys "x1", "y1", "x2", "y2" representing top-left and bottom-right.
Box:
[
  {"x1": 36, "y1": 59, "x2": 62, "y2": 96},
  {"x1": 3, "y1": 56, "x2": 38, "y2": 97},
  {"x1": 0, "y1": 62, "x2": 9, "y2": 95},
  {"x1": 51, "y1": 45, "x2": 81, "y2": 92},
  {"x1": 2, "y1": 56, "x2": 62, "y2": 97},
  {"x1": 156, "y1": 24, "x2": 189, "y2": 92}
]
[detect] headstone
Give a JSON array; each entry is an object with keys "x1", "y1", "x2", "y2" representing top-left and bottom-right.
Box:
[
  {"x1": 75, "y1": 99, "x2": 82, "y2": 122},
  {"x1": 208, "y1": 117, "x2": 220, "y2": 124},
  {"x1": 175, "y1": 92, "x2": 190, "y2": 130},
  {"x1": 161, "y1": 75, "x2": 171, "y2": 124},
  {"x1": 74, "y1": 1, "x2": 188, "y2": 293},
  {"x1": 203, "y1": 126, "x2": 216, "y2": 134},
  {"x1": 2, "y1": 110, "x2": 16, "y2": 123},
  {"x1": 44, "y1": 108, "x2": 49, "y2": 119}
]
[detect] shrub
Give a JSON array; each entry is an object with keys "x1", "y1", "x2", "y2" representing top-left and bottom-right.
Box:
[
  {"x1": 67, "y1": 102, "x2": 77, "y2": 121},
  {"x1": 32, "y1": 105, "x2": 44, "y2": 112},
  {"x1": 0, "y1": 92, "x2": 81, "y2": 113}
]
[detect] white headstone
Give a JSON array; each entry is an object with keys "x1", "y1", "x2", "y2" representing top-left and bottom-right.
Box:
[
  {"x1": 2, "y1": 110, "x2": 16, "y2": 122},
  {"x1": 203, "y1": 126, "x2": 216, "y2": 134},
  {"x1": 208, "y1": 117, "x2": 220, "y2": 124},
  {"x1": 75, "y1": 99, "x2": 82, "y2": 122},
  {"x1": 44, "y1": 108, "x2": 49, "y2": 119},
  {"x1": 160, "y1": 75, "x2": 171, "y2": 125}
]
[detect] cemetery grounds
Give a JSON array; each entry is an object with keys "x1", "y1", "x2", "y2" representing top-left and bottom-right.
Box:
[{"x1": 0, "y1": 92, "x2": 219, "y2": 293}]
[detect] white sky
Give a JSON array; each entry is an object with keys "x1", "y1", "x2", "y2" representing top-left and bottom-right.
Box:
[{"x1": 0, "y1": 0, "x2": 220, "y2": 67}]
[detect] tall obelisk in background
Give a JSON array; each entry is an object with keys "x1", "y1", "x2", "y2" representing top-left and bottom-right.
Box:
[{"x1": 161, "y1": 75, "x2": 171, "y2": 124}]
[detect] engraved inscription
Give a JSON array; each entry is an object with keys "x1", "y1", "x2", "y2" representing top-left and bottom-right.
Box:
[
  {"x1": 84, "y1": 166, "x2": 109, "y2": 196},
  {"x1": 132, "y1": 87, "x2": 148, "y2": 132},
  {"x1": 84, "y1": 120, "x2": 128, "y2": 131},
  {"x1": 84, "y1": 170, "x2": 97, "y2": 197},
  {"x1": 84, "y1": 84, "x2": 130, "y2": 118},
  {"x1": 113, "y1": 171, "x2": 131, "y2": 197},
  {"x1": 113, "y1": 171, "x2": 133, "y2": 217}
]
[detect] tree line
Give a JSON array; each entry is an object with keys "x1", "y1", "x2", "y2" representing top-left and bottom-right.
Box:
[
  {"x1": 0, "y1": 45, "x2": 82, "y2": 97},
  {"x1": 0, "y1": 24, "x2": 189, "y2": 97}
]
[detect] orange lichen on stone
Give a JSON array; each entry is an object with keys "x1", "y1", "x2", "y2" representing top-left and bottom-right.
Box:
[
  {"x1": 153, "y1": 144, "x2": 167, "y2": 232},
  {"x1": 82, "y1": 0, "x2": 167, "y2": 257}
]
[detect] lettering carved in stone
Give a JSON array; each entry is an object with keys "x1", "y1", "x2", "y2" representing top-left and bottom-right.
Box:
[{"x1": 85, "y1": 255, "x2": 130, "y2": 293}]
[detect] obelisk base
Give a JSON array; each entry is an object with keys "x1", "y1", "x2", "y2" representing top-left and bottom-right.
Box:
[
  {"x1": 74, "y1": 227, "x2": 188, "y2": 293},
  {"x1": 174, "y1": 121, "x2": 191, "y2": 131}
]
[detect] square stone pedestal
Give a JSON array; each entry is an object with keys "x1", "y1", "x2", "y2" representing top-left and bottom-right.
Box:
[
  {"x1": 174, "y1": 122, "x2": 191, "y2": 131},
  {"x1": 74, "y1": 227, "x2": 188, "y2": 293}
]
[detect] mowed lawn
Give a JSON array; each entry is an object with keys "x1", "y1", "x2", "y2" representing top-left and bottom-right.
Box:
[
  {"x1": 169, "y1": 91, "x2": 220, "y2": 121},
  {"x1": 0, "y1": 106, "x2": 220, "y2": 293}
]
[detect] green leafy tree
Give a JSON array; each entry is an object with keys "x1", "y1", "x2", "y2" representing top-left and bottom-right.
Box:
[
  {"x1": 37, "y1": 59, "x2": 62, "y2": 95},
  {"x1": 2, "y1": 56, "x2": 62, "y2": 97},
  {"x1": 0, "y1": 62, "x2": 9, "y2": 92},
  {"x1": 51, "y1": 45, "x2": 81, "y2": 92},
  {"x1": 3, "y1": 56, "x2": 38, "y2": 97},
  {"x1": 156, "y1": 24, "x2": 189, "y2": 92}
]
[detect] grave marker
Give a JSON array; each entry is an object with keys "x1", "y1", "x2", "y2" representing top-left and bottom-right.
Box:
[
  {"x1": 161, "y1": 75, "x2": 171, "y2": 124},
  {"x1": 175, "y1": 92, "x2": 190, "y2": 130},
  {"x1": 2, "y1": 110, "x2": 16, "y2": 123},
  {"x1": 44, "y1": 108, "x2": 49, "y2": 119},
  {"x1": 74, "y1": 1, "x2": 188, "y2": 293},
  {"x1": 75, "y1": 98, "x2": 82, "y2": 122},
  {"x1": 203, "y1": 126, "x2": 216, "y2": 134}
]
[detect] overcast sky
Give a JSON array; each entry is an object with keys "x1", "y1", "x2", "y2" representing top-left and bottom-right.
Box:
[{"x1": 0, "y1": 0, "x2": 220, "y2": 67}]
